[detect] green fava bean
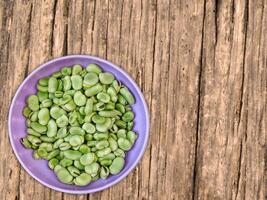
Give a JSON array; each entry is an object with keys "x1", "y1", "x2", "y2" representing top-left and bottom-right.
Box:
[
  {"x1": 41, "y1": 99, "x2": 53, "y2": 108},
  {"x1": 54, "y1": 164, "x2": 63, "y2": 174},
  {"x1": 122, "y1": 111, "x2": 134, "y2": 122},
  {"x1": 50, "y1": 106, "x2": 66, "y2": 119},
  {"x1": 100, "y1": 166, "x2": 109, "y2": 179},
  {"x1": 84, "y1": 98, "x2": 93, "y2": 115},
  {"x1": 85, "y1": 134, "x2": 93, "y2": 141},
  {"x1": 105, "y1": 102, "x2": 115, "y2": 110},
  {"x1": 69, "y1": 135, "x2": 84, "y2": 146},
  {"x1": 57, "y1": 127, "x2": 68, "y2": 138},
  {"x1": 27, "y1": 128, "x2": 41, "y2": 137},
  {"x1": 23, "y1": 107, "x2": 31, "y2": 117},
  {"x1": 99, "y1": 72, "x2": 114, "y2": 85},
  {"x1": 37, "y1": 84, "x2": 48, "y2": 92},
  {"x1": 62, "y1": 76, "x2": 72, "y2": 91},
  {"x1": 20, "y1": 138, "x2": 32, "y2": 149},
  {"x1": 115, "y1": 120, "x2": 127, "y2": 129},
  {"x1": 38, "y1": 108, "x2": 50, "y2": 125},
  {"x1": 60, "y1": 158, "x2": 73, "y2": 167},
  {"x1": 53, "y1": 138, "x2": 64, "y2": 149},
  {"x1": 99, "y1": 153, "x2": 116, "y2": 161},
  {"x1": 92, "y1": 115, "x2": 106, "y2": 124},
  {"x1": 82, "y1": 122, "x2": 96, "y2": 134},
  {"x1": 67, "y1": 166, "x2": 80, "y2": 177},
  {"x1": 38, "y1": 77, "x2": 49, "y2": 86},
  {"x1": 48, "y1": 77, "x2": 58, "y2": 93},
  {"x1": 93, "y1": 133, "x2": 109, "y2": 141},
  {"x1": 85, "y1": 84, "x2": 103, "y2": 97},
  {"x1": 30, "y1": 111, "x2": 38, "y2": 122},
  {"x1": 118, "y1": 138, "x2": 132, "y2": 151},
  {"x1": 72, "y1": 64, "x2": 82, "y2": 75},
  {"x1": 74, "y1": 91, "x2": 86, "y2": 106},
  {"x1": 71, "y1": 75, "x2": 83, "y2": 90},
  {"x1": 100, "y1": 159, "x2": 112, "y2": 166},
  {"x1": 95, "y1": 140, "x2": 109, "y2": 150},
  {"x1": 96, "y1": 147, "x2": 111, "y2": 157},
  {"x1": 47, "y1": 149, "x2": 60, "y2": 160},
  {"x1": 79, "y1": 144, "x2": 90, "y2": 154},
  {"x1": 54, "y1": 91, "x2": 63, "y2": 98},
  {"x1": 96, "y1": 92, "x2": 110, "y2": 103},
  {"x1": 33, "y1": 150, "x2": 41, "y2": 159},
  {"x1": 109, "y1": 157, "x2": 125, "y2": 175},
  {"x1": 86, "y1": 63, "x2": 102, "y2": 74},
  {"x1": 69, "y1": 127, "x2": 85, "y2": 135},
  {"x1": 47, "y1": 119, "x2": 57, "y2": 137},
  {"x1": 74, "y1": 160, "x2": 85, "y2": 170},
  {"x1": 114, "y1": 149, "x2": 125, "y2": 158},
  {"x1": 85, "y1": 162, "x2": 100, "y2": 175},
  {"x1": 96, "y1": 118, "x2": 112, "y2": 132},
  {"x1": 117, "y1": 129, "x2": 126, "y2": 138},
  {"x1": 119, "y1": 87, "x2": 135, "y2": 105},
  {"x1": 39, "y1": 142, "x2": 53, "y2": 152},
  {"x1": 37, "y1": 91, "x2": 49, "y2": 102},
  {"x1": 83, "y1": 72, "x2": 99, "y2": 87},
  {"x1": 127, "y1": 131, "x2": 138, "y2": 144},
  {"x1": 27, "y1": 95, "x2": 39, "y2": 111},
  {"x1": 98, "y1": 110, "x2": 122, "y2": 118},
  {"x1": 56, "y1": 167, "x2": 73, "y2": 184},
  {"x1": 30, "y1": 122, "x2": 47, "y2": 133},
  {"x1": 63, "y1": 100, "x2": 76, "y2": 111},
  {"x1": 64, "y1": 150, "x2": 82, "y2": 160},
  {"x1": 74, "y1": 173, "x2": 91, "y2": 186},
  {"x1": 80, "y1": 153, "x2": 95, "y2": 166},
  {"x1": 40, "y1": 136, "x2": 56, "y2": 143},
  {"x1": 59, "y1": 142, "x2": 71, "y2": 151},
  {"x1": 108, "y1": 137, "x2": 118, "y2": 151},
  {"x1": 56, "y1": 114, "x2": 69, "y2": 127},
  {"x1": 127, "y1": 121, "x2": 134, "y2": 131},
  {"x1": 61, "y1": 67, "x2": 72, "y2": 76},
  {"x1": 52, "y1": 71, "x2": 62, "y2": 78},
  {"x1": 48, "y1": 158, "x2": 59, "y2": 169},
  {"x1": 37, "y1": 148, "x2": 48, "y2": 158}
]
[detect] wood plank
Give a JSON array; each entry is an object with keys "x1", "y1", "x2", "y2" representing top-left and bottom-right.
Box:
[
  {"x1": 194, "y1": 0, "x2": 266, "y2": 199},
  {"x1": 19, "y1": 1, "x2": 56, "y2": 200}
]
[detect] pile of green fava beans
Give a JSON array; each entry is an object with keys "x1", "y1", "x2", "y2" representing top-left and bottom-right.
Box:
[{"x1": 21, "y1": 63, "x2": 138, "y2": 186}]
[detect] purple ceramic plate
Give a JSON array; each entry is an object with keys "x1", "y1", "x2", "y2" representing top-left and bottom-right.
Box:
[{"x1": 8, "y1": 55, "x2": 149, "y2": 194}]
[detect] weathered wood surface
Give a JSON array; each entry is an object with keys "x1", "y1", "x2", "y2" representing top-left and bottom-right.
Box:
[{"x1": 0, "y1": 0, "x2": 266, "y2": 199}]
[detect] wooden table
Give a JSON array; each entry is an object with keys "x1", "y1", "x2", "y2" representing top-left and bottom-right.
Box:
[{"x1": 0, "y1": 0, "x2": 266, "y2": 199}]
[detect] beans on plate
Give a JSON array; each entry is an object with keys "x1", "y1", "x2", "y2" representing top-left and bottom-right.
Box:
[{"x1": 21, "y1": 63, "x2": 138, "y2": 186}]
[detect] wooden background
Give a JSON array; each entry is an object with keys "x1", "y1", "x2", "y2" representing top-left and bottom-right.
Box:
[{"x1": 0, "y1": 0, "x2": 266, "y2": 199}]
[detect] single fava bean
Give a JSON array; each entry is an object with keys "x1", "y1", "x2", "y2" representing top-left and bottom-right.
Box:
[
  {"x1": 48, "y1": 158, "x2": 59, "y2": 169},
  {"x1": 85, "y1": 162, "x2": 100, "y2": 175},
  {"x1": 50, "y1": 106, "x2": 66, "y2": 119},
  {"x1": 71, "y1": 75, "x2": 83, "y2": 90},
  {"x1": 109, "y1": 157, "x2": 125, "y2": 175},
  {"x1": 73, "y1": 91, "x2": 86, "y2": 106},
  {"x1": 79, "y1": 144, "x2": 90, "y2": 154},
  {"x1": 80, "y1": 153, "x2": 95, "y2": 166},
  {"x1": 69, "y1": 127, "x2": 85, "y2": 135},
  {"x1": 60, "y1": 158, "x2": 73, "y2": 167},
  {"x1": 83, "y1": 72, "x2": 99, "y2": 87},
  {"x1": 47, "y1": 119, "x2": 57, "y2": 138},
  {"x1": 118, "y1": 138, "x2": 132, "y2": 151},
  {"x1": 96, "y1": 147, "x2": 111, "y2": 157},
  {"x1": 27, "y1": 95, "x2": 39, "y2": 111},
  {"x1": 127, "y1": 131, "x2": 138, "y2": 144},
  {"x1": 99, "y1": 72, "x2": 114, "y2": 85},
  {"x1": 56, "y1": 114, "x2": 69, "y2": 127},
  {"x1": 85, "y1": 84, "x2": 103, "y2": 97},
  {"x1": 69, "y1": 135, "x2": 84, "y2": 146},
  {"x1": 30, "y1": 122, "x2": 47, "y2": 133},
  {"x1": 119, "y1": 87, "x2": 135, "y2": 105},
  {"x1": 56, "y1": 167, "x2": 73, "y2": 184},
  {"x1": 122, "y1": 111, "x2": 134, "y2": 122},
  {"x1": 74, "y1": 160, "x2": 85, "y2": 170},
  {"x1": 95, "y1": 140, "x2": 109, "y2": 150},
  {"x1": 82, "y1": 122, "x2": 96, "y2": 134},
  {"x1": 72, "y1": 64, "x2": 82, "y2": 75},
  {"x1": 74, "y1": 173, "x2": 92, "y2": 186},
  {"x1": 38, "y1": 108, "x2": 50, "y2": 125},
  {"x1": 48, "y1": 77, "x2": 58, "y2": 93},
  {"x1": 86, "y1": 63, "x2": 102, "y2": 74},
  {"x1": 67, "y1": 166, "x2": 80, "y2": 177},
  {"x1": 96, "y1": 92, "x2": 110, "y2": 103},
  {"x1": 100, "y1": 166, "x2": 109, "y2": 179},
  {"x1": 64, "y1": 150, "x2": 82, "y2": 160}
]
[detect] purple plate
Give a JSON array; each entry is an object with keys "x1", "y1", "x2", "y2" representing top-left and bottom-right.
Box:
[{"x1": 8, "y1": 55, "x2": 149, "y2": 194}]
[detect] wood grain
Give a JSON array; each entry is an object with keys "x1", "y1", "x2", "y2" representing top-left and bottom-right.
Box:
[{"x1": 0, "y1": 0, "x2": 266, "y2": 200}]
